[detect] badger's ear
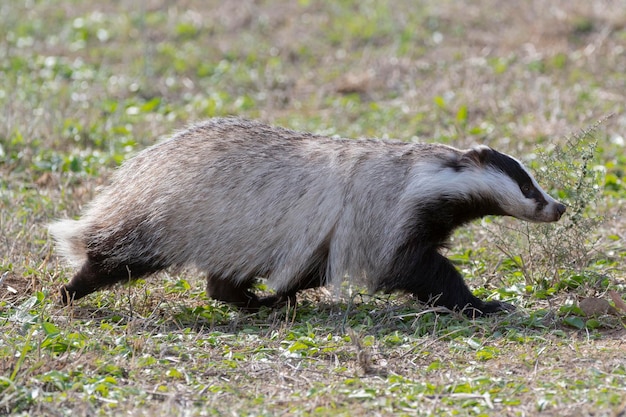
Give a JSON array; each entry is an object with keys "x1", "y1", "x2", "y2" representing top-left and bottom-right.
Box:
[{"x1": 461, "y1": 145, "x2": 492, "y2": 167}]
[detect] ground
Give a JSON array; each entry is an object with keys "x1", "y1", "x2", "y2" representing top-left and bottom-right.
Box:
[{"x1": 1, "y1": 0, "x2": 625, "y2": 416}]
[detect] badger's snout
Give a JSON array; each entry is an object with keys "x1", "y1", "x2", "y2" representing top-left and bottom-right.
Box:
[
  {"x1": 555, "y1": 202, "x2": 566, "y2": 220},
  {"x1": 520, "y1": 198, "x2": 567, "y2": 223},
  {"x1": 543, "y1": 201, "x2": 566, "y2": 222}
]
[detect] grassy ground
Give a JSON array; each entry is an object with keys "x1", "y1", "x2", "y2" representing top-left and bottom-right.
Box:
[{"x1": 2, "y1": 0, "x2": 626, "y2": 416}]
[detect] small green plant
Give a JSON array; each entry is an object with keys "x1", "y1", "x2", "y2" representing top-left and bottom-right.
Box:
[{"x1": 487, "y1": 116, "x2": 612, "y2": 293}]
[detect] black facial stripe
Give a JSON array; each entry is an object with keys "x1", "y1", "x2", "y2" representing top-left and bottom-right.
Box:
[
  {"x1": 483, "y1": 149, "x2": 548, "y2": 209},
  {"x1": 484, "y1": 149, "x2": 531, "y2": 185},
  {"x1": 526, "y1": 187, "x2": 548, "y2": 210}
]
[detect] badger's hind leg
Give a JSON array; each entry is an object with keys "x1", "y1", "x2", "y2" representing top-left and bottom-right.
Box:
[
  {"x1": 382, "y1": 247, "x2": 513, "y2": 317},
  {"x1": 60, "y1": 257, "x2": 164, "y2": 305}
]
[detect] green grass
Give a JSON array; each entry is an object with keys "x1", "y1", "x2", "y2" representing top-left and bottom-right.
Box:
[{"x1": 1, "y1": 1, "x2": 626, "y2": 416}]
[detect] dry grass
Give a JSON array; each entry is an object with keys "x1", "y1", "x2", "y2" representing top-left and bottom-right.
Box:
[{"x1": 1, "y1": 0, "x2": 626, "y2": 416}]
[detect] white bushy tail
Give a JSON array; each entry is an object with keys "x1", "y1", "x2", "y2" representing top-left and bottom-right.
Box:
[{"x1": 48, "y1": 219, "x2": 87, "y2": 267}]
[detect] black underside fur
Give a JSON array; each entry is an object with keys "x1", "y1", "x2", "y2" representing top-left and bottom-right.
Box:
[{"x1": 60, "y1": 233, "x2": 511, "y2": 318}]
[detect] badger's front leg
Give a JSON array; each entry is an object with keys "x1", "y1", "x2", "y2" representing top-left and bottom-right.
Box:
[
  {"x1": 381, "y1": 247, "x2": 513, "y2": 317},
  {"x1": 205, "y1": 276, "x2": 264, "y2": 312}
]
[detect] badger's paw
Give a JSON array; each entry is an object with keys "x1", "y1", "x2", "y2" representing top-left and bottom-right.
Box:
[
  {"x1": 463, "y1": 300, "x2": 516, "y2": 318},
  {"x1": 258, "y1": 293, "x2": 297, "y2": 310}
]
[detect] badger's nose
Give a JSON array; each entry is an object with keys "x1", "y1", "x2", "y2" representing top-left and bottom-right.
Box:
[{"x1": 555, "y1": 203, "x2": 566, "y2": 219}]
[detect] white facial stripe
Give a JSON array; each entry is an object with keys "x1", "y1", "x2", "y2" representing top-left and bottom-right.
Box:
[
  {"x1": 404, "y1": 159, "x2": 562, "y2": 223},
  {"x1": 488, "y1": 171, "x2": 537, "y2": 220}
]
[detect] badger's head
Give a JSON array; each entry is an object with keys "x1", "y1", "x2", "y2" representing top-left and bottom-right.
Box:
[{"x1": 454, "y1": 145, "x2": 566, "y2": 223}]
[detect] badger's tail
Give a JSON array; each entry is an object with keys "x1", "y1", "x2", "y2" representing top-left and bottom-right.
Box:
[{"x1": 48, "y1": 219, "x2": 88, "y2": 267}]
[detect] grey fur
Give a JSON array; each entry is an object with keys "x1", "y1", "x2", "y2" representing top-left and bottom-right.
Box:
[{"x1": 50, "y1": 118, "x2": 566, "y2": 315}]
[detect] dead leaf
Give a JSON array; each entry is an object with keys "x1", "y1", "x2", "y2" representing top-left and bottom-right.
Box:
[
  {"x1": 335, "y1": 70, "x2": 375, "y2": 94},
  {"x1": 608, "y1": 290, "x2": 626, "y2": 314},
  {"x1": 35, "y1": 172, "x2": 58, "y2": 188},
  {"x1": 579, "y1": 297, "x2": 615, "y2": 316}
]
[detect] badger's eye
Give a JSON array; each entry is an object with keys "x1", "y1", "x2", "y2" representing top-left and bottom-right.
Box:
[{"x1": 521, "y1": 183, "x2": 532, "y2": 196}]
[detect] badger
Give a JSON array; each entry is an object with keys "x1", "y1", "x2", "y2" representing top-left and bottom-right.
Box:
[{"x1": 49, "y1": 117, "x2": 566, "y2": 316}]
